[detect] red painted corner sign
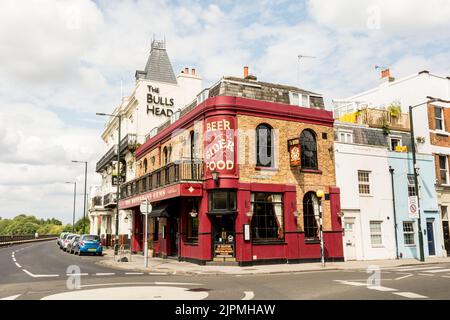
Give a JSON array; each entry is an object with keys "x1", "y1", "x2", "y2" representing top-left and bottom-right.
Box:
[{"x1": 118, "y1": 183, "x2": 202, "y2": 209}]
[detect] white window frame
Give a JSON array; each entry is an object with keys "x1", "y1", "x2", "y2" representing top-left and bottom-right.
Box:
[
  {"x1": 435, "y1": 106, "x2": 445, "y2": 132},
  {"x1": 369, "y1": 221, "x2": 383, "y2": 247},
  {"x1": 403, "y1": 221, "x2": 415, "y2": 246},
  {"x1": 358, "y1": 170, "x2": 371, "y2": 196},
  {"x1": 407, "y1": 174, "x2": 417, "y2": 197},
  {"x1": 389, "y1": 135, "x2": 402, "y2": 151},
  {"x1": 289, "y1": 92, "x2": 310, "y2": 108},
  {"x1": 338, "y1": 129, "x2": 353, "y2": 143},
  {"x1": 441, "y1": 205, "x2": 448, "y2": 221}
]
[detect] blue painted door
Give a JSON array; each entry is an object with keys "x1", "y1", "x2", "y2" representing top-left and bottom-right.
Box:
[{"x1": 427, "y1": 221, "x2": 436, "y2": 256}]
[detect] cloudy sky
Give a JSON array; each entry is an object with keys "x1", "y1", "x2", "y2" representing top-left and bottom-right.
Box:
[{"x1": 0, "y1": 0, "x2": 449, "y2": 223}]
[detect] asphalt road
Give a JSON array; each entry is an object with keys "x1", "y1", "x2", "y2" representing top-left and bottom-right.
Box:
[{"x1": 1, "y1": 240, "x2": 450, "y2": 300}]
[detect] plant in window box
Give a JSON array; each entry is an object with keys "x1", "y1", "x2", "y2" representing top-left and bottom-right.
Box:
[{"x1": 387, "y1": 104, "x2": 401, "y2": 118}]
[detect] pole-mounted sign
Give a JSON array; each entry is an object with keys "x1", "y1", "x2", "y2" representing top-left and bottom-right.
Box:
[
  {"x1": 140, "y1": 200, "x2": 152, "y2": 268},
  {"x1": 408, "y1": 196, "x2": 419, "y2": 219}
]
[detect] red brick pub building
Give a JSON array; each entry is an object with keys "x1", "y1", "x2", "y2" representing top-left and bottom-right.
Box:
[{"x1": 118, "y1": 75, "x2": 344, "y2": 265}]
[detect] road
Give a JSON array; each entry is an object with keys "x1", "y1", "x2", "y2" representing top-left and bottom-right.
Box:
[{"x1": 1, "y1": 240, "x2": 450, "y2": 300}]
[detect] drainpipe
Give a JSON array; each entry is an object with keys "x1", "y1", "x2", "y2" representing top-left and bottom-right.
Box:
[{"x1": 389, "y1": 166, "x2": 400, "y2": 259}]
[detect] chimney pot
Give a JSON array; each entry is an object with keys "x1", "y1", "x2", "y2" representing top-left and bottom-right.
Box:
[
  {"x1": 244, "y1": 66, "x2": 249, "y2": 78},
  {"x1": 192, "y1": 68, "x2": 196, "y2": 75},
  {"x1": 184, "y1": 67, "x2": 189, "y2": 74},
  {"x1": 381, "y1": 68, "x2": 391, "y2": 79}
]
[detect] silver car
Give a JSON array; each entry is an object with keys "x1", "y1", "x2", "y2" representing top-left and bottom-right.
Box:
[
  {"x1": 67, "y1": 235, "x2": 80, "y2": 254},
  {"x1": 62, "y1": 234, "x2": 76, "y2": 252}
]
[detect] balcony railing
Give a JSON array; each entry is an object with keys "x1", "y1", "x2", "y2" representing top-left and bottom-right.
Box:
[
  {"x1": 120, "y1": 160, "x2": 204, "y2": 199},
  {"x1": 92, "y1": 196, "x2": 103, "y2": 207},
  {"x1": 338, "y1": 108, "x2": 410, "y2": 131},
  {"x1": 119, "y1": 134, "x2": 137, "y2": 155},
  {"x1": 103, "y1": 192, "x2": 117, "y2": 208},
  {"x1": 96, "y1": 145, "x2": 117, "y2": 173}
]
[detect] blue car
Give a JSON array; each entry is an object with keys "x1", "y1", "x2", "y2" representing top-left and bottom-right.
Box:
[{"x1": 74, "y1": 234, "x2": 103, "y2": 256}]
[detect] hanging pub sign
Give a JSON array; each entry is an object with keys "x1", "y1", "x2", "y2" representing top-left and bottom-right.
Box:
[
  {"x1": 288, "y1": 138, "x2": 301, "y2": 167},
  {"x1": 112, "y1": 175, "x2": 125, "y2": 186}
]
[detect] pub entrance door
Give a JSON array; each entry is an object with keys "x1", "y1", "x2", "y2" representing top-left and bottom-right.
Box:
[{"x1": 212, "y1": 214, "x2": 236, "y2": 262}]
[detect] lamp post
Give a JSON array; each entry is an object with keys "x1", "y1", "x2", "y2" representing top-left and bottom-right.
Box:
[
  {"x1": 316, "y1": 189, "x2": 325, "y2": 267},
  {"x1": 97, "y1": 112, "x2": 122, "y2": 255},
  {"x1": 72, "y1": 160, "x2": 87, "y2": 234},
  {"x1": 65, "y1": 182, "x2": 77, "y2": 233}
]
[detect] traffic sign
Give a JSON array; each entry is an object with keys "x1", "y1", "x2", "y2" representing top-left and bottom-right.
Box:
[
  {"x1": 408, "y1": 196, "x2": 419, "y2": 218},
  {"x1": 140, "y1": 201, "x2": 152, "y2": 214}
]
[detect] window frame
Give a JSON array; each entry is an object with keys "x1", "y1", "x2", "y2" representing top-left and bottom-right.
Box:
[
  {"x1": 438, "y1": 155, "x2": 449, "y2": 185},
  {"x1": 303, "y1": 191, "x2": 320, "y2": 241},
  {"x1": 250, "y1": 192, "x2": 284, "y2": 243},
  {"x1": 289, "y1": 92, "x2": 310, "y2": 108},
  {"x1": 407, "y1": 174, "x2": 417, "y2": 197},
  {"x1": 435, "y1": 106, "x2": 444, "y2": 131},
  {"x1": 256, "y1": 123, "x2": 274, "y2": 168},
  {"x1": 369, "y1": 221, "x2": 383, "y2": 247},
  {"x1": 300, "y1": 129, "x2": 318, "y2": 170},
  {"x1": 389, "y1": 135, "x2": 402, "y2": 151},
  {"x1": 358, "y1": 170, "x2": 371, "y2": 196},
  {"x1": 338, "y1": 129, "x2": 353, "y2": 143},
  {"x1": 403, "y1": 221, "x2": 415, "y2": 246},
  {"x1": 208, "y1": 190, "x2": 237, "y2": 213}
]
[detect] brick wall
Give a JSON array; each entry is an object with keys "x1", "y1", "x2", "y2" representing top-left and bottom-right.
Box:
[{"x1": 237, "y1": 114, "x2": 336, "y2": 231}]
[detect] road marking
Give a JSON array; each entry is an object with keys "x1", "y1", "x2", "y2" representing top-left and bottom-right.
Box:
[
  {"x1": 423, "y1": 268, "x2": 450, "y2": 273},
  {"x1": 15, "y1": 262, "x2": 22, "y2": 268},
  {"x1": 391, "y1": 266, "x2": 443, "y2": 272},
  {"x1": 149, "y1": 272, "x2": 167, "y2": 275},
  {"x1": 334, "y1": 280, "x2": 366, "y2": 287},
  {"x1": 395, "y1": 274, "x2": 413, "y2": 280},
  {"x1": 442, "y1": 275, "x2": 450, "y2": 279},
  {"x1": 154, "y1": 282, "x2": 201, "y2": 286},
  {"x1": 125, "y1": 272, "x2": 144, "y2": 275},
  {"x1": 393, "y1": 292, "x2": 428, "y2": 299},
  {"x1": 0, "y1": 294, "x2": 21, "y2": 300},
  {"x1": 418, "y1": 273, "x2": 434, "y2": 277},
  {"x1": 368, "y1": 285, "x2": 397, "y2": 292},
  {"x1": 12, "y1": 257, "x2": 16, "y2": 262},
  {"x1": 23, "y1": 269, "x2": 59, "y2": 278},
  {"x1": 95, "y1": 273, "x2": 115, "y2": 276},
  {"x1": 66, "y1": 273, "x2": 88, "y2": 276},
  {"x1": 242, "y1": 291, "x2": 254, "y2": 300}
]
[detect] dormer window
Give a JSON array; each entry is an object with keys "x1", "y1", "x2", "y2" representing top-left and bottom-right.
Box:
[{"x1": 290, "y1": 92, "x2": 309, "y2": 107}]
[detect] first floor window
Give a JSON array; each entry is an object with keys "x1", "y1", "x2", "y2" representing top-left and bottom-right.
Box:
[
  {"x1": 403, "y1": 221, "x2": 415, "y2": 245},
  {"x1": 439, "y1": 155, "x2": 449, "y2": 185},
  {"x1": 358, "y1": 170, "x2": 371, "y2": 195},
  {"x1": 369, "y1": 221, "x2": 382, "y2": 247},
  {"x1": 250, "y1": 193, "x2": 284, "y2": 241},
  {"x1": 435, "y1": 106, "x2": 444, "y2": 130},
  {"x1": 407, "y1": 174, "x2": 417, "y2": 196},
  {"x1": 389, "y1": 137, "x2": 402, "y2": 151}
]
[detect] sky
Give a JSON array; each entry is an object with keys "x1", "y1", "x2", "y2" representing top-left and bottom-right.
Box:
[{"x1": 0, "y1": 0, "x2": 449, "y2": 223}]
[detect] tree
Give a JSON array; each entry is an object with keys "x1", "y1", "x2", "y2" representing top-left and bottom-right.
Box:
[{"x1": 74, "y1": 217, "x2": 90, "y2": 234}]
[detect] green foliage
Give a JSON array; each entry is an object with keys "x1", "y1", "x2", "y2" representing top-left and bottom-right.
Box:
[
  {"x1": 387, "y1": 104, "x2": 402, "y2": 117},
  {"x1": 74, "y1": 217, "x2": 90, "y2": 235},
  {"x1": 382, "y1": 121, "x2": 391, "y2": 135},
  {"x1": 0, "y1": 214, "x2": 68, "y2": 236}
]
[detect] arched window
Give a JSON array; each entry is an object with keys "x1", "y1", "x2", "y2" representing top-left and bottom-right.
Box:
[
  {"x1": 256, "y1": 124, "x2": 273, "y2": 167},
  {"x1": 163, "y1": 146, "x2": 168, "y2": 165},
  {"x1": 190, "y1": 131, "x2": 195, "y2": 161},
  {"x1": 143, "y1": 158, "x2": 148, "y2": 173},
  {"x1": 303, "y1": 191, "x2": 319, "y2": 240},
  {"x1": 300, "y1": 129, "x2": 318, "y2": 169},
  {"x1": 250, "y1": 193, "x2": 284, "y2": 241}
]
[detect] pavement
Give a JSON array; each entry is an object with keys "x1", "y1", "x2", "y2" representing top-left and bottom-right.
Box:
[{"x1": 97, "y1": 247, "x2": 450, "y2": 275}]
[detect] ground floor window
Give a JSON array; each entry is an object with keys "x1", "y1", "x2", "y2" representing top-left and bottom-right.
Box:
[
  {"x1": 303, "y1": 191, "x2": 319, "y2": 240},
  {"x1": 369, "y1": 221, "x2": 383, "y2": 247},
  {"x1": 153, "y1": 217, "x2": 159, "y2": 241},
  {"x1": 186, "y1": 199, "x2": 199, "y2": 242},
  {"x1": 250, "y1": 193, "x2": 284, "y2": 241},
  {"x1": 403, "y1": 221, "x2": 415, "y2": 245}
]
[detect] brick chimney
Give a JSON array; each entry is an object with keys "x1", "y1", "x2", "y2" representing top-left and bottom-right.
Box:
[
  {"x1": 244, "y1": 66, "x2": 249, "y2": 78},
  {"x1": 380, "y1": 68, "x2": 395, "y2": 83}
]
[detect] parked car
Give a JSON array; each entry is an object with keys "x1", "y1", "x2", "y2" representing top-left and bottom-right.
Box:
[
  {"x1": 74, "y1": 234, "x2": 103, "y2": 256},
  {"x1": 57, "y1": 232, "x2": 70, "y2": 248},
  {"x1": 62, "y1": 234, "x2": 76, "y2": 252},
  {"x1": 59, "y1": 233, "x2": 73, "y2": 249},
  {"x1": 67, "y1": 235, "x2": 80, "y2": 254}
]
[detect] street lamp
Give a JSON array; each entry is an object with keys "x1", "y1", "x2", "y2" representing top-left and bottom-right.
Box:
[
  {"x1": 316, "y1": 189, "x2": 325, "y2": 267},
  {"x1": 96, "y1": 112, "x2": 122, "y2": 255},
  {"x1": 65, "y1": 181, "x2": 76, "y2": 233},
  {"x1": 72, "y1": 160, "x2": 88, "y2": 234}
]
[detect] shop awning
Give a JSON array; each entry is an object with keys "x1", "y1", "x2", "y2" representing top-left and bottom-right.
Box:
[{"x1": 147, "y1": 205, "x2": 170, "y2": 218}]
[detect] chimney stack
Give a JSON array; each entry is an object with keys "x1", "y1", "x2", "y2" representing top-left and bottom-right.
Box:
[
  {"x1": 381, "y1": 68, "x2": 390, "y2": 79},
  {"x1": 244, "y1": 66, "x2": 249, "y2": 78},
  {"x1": 192, "y1": 68, "x2": 196, "y2": 75},
  {"x1": 184, "y1": 67, "x2": 189, "y2": 74}
]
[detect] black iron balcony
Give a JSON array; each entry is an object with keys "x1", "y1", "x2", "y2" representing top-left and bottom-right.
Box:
[
  {"x1": 96, "y1": 145, "x2": 117, "y2": 173},
  {"x1": 92, "y1": 196, "x2": 103, "y2": 207},
  {"x1": 119, "y1": 134, "x2": 137, "y2": 155},
  {"x1": 120, "y1": 160, "x2": 204, "y2": 199},
  {"x1": 103, "y1": 192, "x2": 117, "y2": 208}
]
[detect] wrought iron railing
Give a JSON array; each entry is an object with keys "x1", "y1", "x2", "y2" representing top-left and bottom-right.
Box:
[
  {"x1": 96, "y1": 145, "x2": 117, "y2": 172},
  {"x1": 120, "y1": 160, "x2": 204, "y2": 199},
  {"x1": 103, "y1": 192, "x2": 117, "y2": 207}
]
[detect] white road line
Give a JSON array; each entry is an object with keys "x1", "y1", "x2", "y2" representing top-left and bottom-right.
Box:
[
  {"x1": 368, "y1": 286, "x2": 398, "y2": 292},
  {"x1": 23, "y1": 269, "x2": 59, "y2": 278},
  {"x1": 95, "y1": 273, "x2": 115, "y2": 276},
  {"x1": 125, "y1": 272, "x2": 144, "y2": 275},
  {"x1": 423, "y1": 268, "x2": 450, "y2": 273},
  {"x1": 66, "y1": 273, "x2": 88, "y2": 276},
  {"x1": 15, "y1": 262, "x2": 22, "y2": 268},
  {"x1": 148, "y1": 272, "x2": 167, "y2": 275},
  {"x1": 334, "y1": 280, "x2": 366, "y2": 287},
  {"x1": 0, "y1": 294, "x2": 21, "y2": 300},
  {"x1": 395, "y1": 274, "x2": 413, "y2": 280},
  {"x1": 12, "y1": 258, "x2": 16, "y2": 262},
  {"x1": 242, "y1": 291, "x2": 254, "y2": 300},
  {"x1": 154, "y1": 282, "x2": 201, "y2": 286},
  {"x1": 391, "y1": 266, "x2": 443, "y2": 272},
  {"x1": 442, "y1": 275, "x2": 450, "y2": 278},
  {"x1": 393, "y1": 292, "x2": 428, "y2": 299},
  {"x1": 418, "y1": 273, "x2": 434, "y2": 277}
]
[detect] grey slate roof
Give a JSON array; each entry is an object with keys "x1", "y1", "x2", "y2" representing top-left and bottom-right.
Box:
[{"x1": 135, "y1": 40, "x2": 177, "y2": 84}]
